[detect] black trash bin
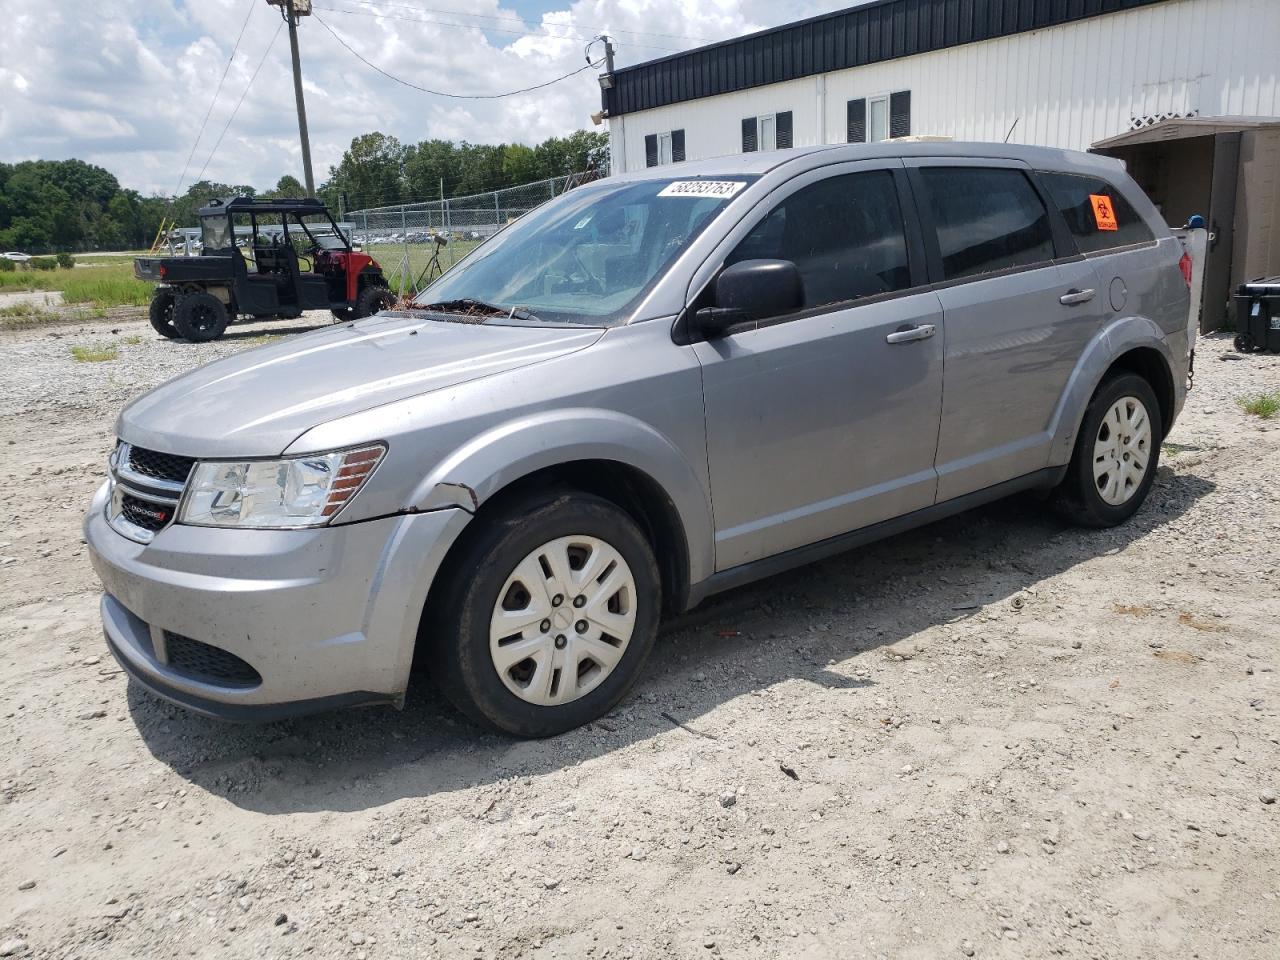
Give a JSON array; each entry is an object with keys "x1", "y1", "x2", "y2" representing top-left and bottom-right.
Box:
[{"x1": 1234, "y1": 278, "x2": 1280, "y2": 353}]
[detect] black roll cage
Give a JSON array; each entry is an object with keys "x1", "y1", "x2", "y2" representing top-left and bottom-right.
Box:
[{"x1": 197, "y1": 197, "x2": 351, "y2": 253}]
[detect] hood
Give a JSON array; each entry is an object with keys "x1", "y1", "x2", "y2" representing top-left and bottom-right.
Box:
[{"x1": 118, "y1": 313, "x2": 605, "y2": 457}]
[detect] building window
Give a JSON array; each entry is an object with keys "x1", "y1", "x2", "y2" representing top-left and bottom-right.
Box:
[
  {"x1": 847, "y1": 92, "x2": 911, "y2": 143},
  {"x1": 742, "y1": 112, "x2": 792, "y2": 153},
  {"x1": 644, "y1": 129, "x2": 686, "y2": 167}
]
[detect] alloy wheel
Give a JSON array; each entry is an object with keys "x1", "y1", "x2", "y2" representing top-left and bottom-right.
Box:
[{"x1": 489, "y1": 535, "x2": 637, "y2": 706}]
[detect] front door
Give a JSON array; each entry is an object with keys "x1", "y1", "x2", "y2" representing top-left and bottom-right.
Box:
[{"x1": 693, "y1": 164, "x2": 945, "y2": 570}]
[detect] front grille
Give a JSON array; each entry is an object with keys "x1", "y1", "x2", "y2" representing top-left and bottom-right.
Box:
[
  {"x1": 127, "y1": 446, "x2": 196, "y2": 485},
  {"x1": 164, "y1": 632, "x2": 262, "y2": 688},
  {"x1": 120, "y1": 493, "x2": 174, "y2": 532}
]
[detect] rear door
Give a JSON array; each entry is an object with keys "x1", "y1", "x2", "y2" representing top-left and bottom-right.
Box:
[
  {"x1": 906, "y1": 160, "x2": 1108, "y2": 502},
  {"x1": 692, "y1": 161, "x2": 945, "y2": 569}
]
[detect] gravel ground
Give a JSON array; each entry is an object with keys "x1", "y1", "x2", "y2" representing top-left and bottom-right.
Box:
[{"x1": 0, "y1": 309, "x2": 1278, "y2": 960}]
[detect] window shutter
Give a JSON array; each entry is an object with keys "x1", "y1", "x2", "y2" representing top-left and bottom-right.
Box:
[
  {"x1": 644, "y1": 134, "x2": 658, "y2": 168},
  {"x1": 889, "y1": 91, "x2": 911, "y2": 139},
  {"x1": 671, "y1": 129, "x2": 685, "y2": 163},
  {"x1": 742, "y1": 117, "x2": 758, "y2": 153},
  {"x1": 846, "y1": 99, "x2": 866, "y2": 143},
  {"x1": 776, "y1": 111, "x2": 793, "y2": 149}
]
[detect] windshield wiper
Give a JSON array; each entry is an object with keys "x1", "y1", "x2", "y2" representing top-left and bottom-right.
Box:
[{"x1": 418, "y1": 298, "x2": 538, "y2": 321}]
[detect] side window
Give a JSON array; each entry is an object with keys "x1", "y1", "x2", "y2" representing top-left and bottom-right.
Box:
[
  {"x1": 920, "y1": 167, "x2": 1055, "y2": 281},
  {"x1": 725, "y1": 170, "x2": 911, "y2": 310},
  {"x1": 1039, "y1": 171, "x2": 1155, "y2": 254}
]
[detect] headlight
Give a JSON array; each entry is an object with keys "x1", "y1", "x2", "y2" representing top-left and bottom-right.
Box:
[{"x1": 179, "y1": 444, "x2": 385, "y2": 529}]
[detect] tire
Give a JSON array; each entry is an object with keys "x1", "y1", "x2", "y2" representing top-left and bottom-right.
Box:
[
  {"x1": 426, "y1": 487, "x2": 662, "y2": 738},
  {"x1": 1052, "y1": 372, "x2": 1163, "y2": 528},
  {"x1": 352, "y1": 284, "x2": 396, "y2": 320},
  {"x1": 1234, "y1": 332, "x2": 1255, "y2": 353},
  {"x1": 173, "y1": 292, "x2": 230, "y2": 342},
  {"x1": 148, "y1": 290, "x2": 179, "y2": 338}
]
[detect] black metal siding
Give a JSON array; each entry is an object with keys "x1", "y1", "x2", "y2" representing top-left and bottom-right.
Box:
[{"x1": 605, "y1": 0, "x2": 1172, "y2": 116}]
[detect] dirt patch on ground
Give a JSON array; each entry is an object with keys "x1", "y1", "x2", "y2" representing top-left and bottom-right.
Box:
[{"x1": 0, "y1": 313, "x2": 1277, "y2": 959}]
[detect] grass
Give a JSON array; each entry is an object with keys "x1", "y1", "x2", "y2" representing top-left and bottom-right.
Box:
[
  {"x1": 1238, "y1": 390, "x2": 1280, "y2": 419},
  {"x1": 0, "y1": 302, "x2": 63, "y2": 328},
  {"x1": 374, "y1": 240, "x2": 483, "y2": 294},
  {"x1": 69, "y1": 343, "x2": 118, "y2": 362},
  {"x1": 0, "y1": 262, "x2": 153, "y2": 307}
]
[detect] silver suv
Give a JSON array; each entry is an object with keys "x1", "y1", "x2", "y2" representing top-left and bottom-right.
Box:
[{"x1": 86, "y1": 143, "x2": 1191, "y2": 736}]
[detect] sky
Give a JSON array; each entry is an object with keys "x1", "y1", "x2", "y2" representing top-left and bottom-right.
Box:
[{"x1": 0, "y1": 0, "x2": 854, "y2": 196}]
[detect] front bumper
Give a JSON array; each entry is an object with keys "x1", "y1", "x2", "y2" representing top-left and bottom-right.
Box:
[{"x1": 84, "y1": 481, "x2": 471, "y2": 720}]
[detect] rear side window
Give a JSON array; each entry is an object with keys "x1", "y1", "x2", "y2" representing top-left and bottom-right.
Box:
[
  {"x1": 1039, "y1": 171, "x2": 1155, "y2": 254},
  {"x1": 920, "y1": 167, "x2": 1055, "y2": 281},
  {"x1": 727, "y1": 170, "x2": 911, "y2": 309}
]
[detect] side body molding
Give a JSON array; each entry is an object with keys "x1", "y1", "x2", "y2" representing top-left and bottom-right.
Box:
[
  {"x1": 1046, "y1": 314, "x2": 1183, "y2": 468},
  {"x1": 411, "y1": 407, "x2": 717, "y2": 588}
]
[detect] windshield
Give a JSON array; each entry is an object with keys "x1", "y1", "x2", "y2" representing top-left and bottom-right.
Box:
[
  {"x1": 413, "y1": 176, "x2": 755, "y2": 325},
  {"x1": 200, "y1": 214, "x2": 232, "y2": 252}
]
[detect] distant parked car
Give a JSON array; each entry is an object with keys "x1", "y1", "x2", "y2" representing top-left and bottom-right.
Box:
[{"x1": 3, "y1": 252, "x2": 32, "y2": 262}]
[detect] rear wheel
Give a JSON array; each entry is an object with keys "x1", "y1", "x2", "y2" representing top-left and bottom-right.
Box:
[
  {"x1": 173, "y1": 292, "x2": 229, "y2": 342},
  {"x1": 353, "y1": 284, "x2": 396, "y2": 319},
  {"x1": 427, "y1": 488, "x2": 661, "y2": 738},
  {"x1": 1052, "y1": 372, "x2": 1162, "y2": 527},
  {"x1": 148, "y1": 290, "x2": 178, "y2": 338}
]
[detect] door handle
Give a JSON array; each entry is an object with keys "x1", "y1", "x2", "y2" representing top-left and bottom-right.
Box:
[
  {"x1": 885, "y1": 323, "x2": 936, "y2": 344},
  {"x1": 1059, "y1": 288, "x2": 1096, "y2": 306}
]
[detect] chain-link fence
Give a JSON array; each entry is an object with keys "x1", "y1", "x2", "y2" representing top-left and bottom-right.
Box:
[{"x1": 347, "y1": 171, "x2": 602, "y2": 296}]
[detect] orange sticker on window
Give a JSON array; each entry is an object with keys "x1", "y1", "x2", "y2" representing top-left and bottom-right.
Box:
[{"x1": 1090, "y1": 194, "x2": 1119, "y2": 231}]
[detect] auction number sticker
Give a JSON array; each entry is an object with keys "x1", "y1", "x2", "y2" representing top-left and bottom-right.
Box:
[{"x1": 658, "y1": 180, "x2": 747, "y2": 199}]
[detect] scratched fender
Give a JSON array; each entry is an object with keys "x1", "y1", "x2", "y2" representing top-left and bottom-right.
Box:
[{"x1": 409, "y1": 407, "x2": 716, "y2": 587}]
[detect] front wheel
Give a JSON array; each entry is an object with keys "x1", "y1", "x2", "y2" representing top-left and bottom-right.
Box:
[
  {"x1": 173, "y1": 292, "x2": 229, "y2": 342},
  {"x1": 426, "y1": 488, "x2": 661, "y2": 737},
  {"x1": 352, "y1": 284, "x2": 396, "y2": 319},
  {"x1": 1052, "y1": 372, "x2": 1162, "y2": 527}
]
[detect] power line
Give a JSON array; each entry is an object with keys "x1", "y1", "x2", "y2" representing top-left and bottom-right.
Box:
[
  {"x1": 313, "y1": 3, "x2": 683, "y2": 53},
  {"x1": 327, "y1": 0, "x2": 713, "y2": 45},
  {"x1": 172, "y1": 0, "x2": 257, "y2": 197},
  {"x1": 313, "y1": 13, "x2": 605, "y2": 99},
  {"x1": 192, "y1": 22, "x2": 286, "y2": 188}
]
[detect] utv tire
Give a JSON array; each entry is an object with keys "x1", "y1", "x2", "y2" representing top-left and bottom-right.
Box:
[
  {"x1": 173, "y1": 292, "x2": 230, "y2": 342},
  {"x1": 426, "y1": 487, "x2": 661, "y2": 738},
  {"x1": 1052, "y1": 372, "x2": 1162, "y2": 528},
  {"x1": 148, "y1": 290, "x2": 178, "y2": 339},
  {"x1": 352, "y1": 284, "x2": 396, "y2": 320}
]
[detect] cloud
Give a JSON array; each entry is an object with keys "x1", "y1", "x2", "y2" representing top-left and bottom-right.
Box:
[{"x1": 0, "y1": 1, "x2": 854, "y2": 195}]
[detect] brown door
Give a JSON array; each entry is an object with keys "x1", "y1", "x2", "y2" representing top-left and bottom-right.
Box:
[{"x1": 1202, "y1": 132, "x2": 1241, "y2": 332}]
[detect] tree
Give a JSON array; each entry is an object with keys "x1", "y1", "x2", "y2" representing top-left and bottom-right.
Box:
[
  {"x1": 403, "y1": 139, "x2": 457, "y2": 202},
  {"x1": 266, "y1": 174, "x2": 305, "y2": 198},
  {"x1": 326, "y1": 132, "x2": 407, "y2": 210}
]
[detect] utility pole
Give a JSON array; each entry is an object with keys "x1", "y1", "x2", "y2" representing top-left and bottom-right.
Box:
[{"x1": 268, "y1": 0, "x2": 315, "y2": 196}]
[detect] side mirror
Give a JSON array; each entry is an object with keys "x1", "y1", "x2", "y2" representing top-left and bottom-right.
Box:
[{"x1": 695, "y1": 259, "x2": 804, "y2": 336}]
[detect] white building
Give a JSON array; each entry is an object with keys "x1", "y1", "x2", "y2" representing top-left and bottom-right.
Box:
[{"x1": 601, "y1": 0, "x2": 1280, "y2": 326}]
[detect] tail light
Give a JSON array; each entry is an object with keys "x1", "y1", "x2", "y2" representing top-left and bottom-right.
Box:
[
  {"x1": 159, "y1": 264, "x2": 167, "y2": 278},
  {"x1": 1178, "y1": 251, "x2": 1192, "y2": 288}
]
